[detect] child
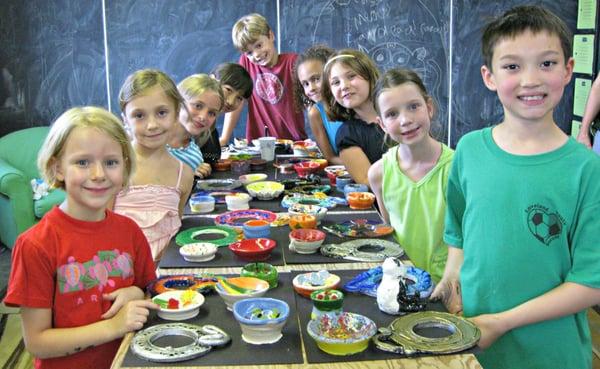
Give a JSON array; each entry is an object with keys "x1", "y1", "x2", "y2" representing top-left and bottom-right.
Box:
[
  {"x1": 219, "y1": 13, "x2": 307, "y2": 145},
  {"x1": 114, "y1": 69, "x2": 194, "y2": 261},
  {"x1": 294, "y1": 44, "x2": 343, "y2": 165},
  {"x1": 368, "y1": 68, "x2": 453, "y2": 283},
  {"x1": 321, "y1": 48, "x2": 385, "y2": 185},
  {"x1": 431, "y1": 6, "x2": 600, "y2": 369},
  {"x1": 4, "y1": 107, "x2": 158, "y2": 369},
  {"x1": 168, "y1": 73, "x2": 223, "y2": 177},
  {"x1": 203, "y1": 63, "x2": 253, "y2": 163}
]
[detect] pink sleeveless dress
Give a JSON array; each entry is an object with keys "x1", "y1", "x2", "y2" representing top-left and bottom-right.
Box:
[{"x1": 113, "y1": 162, "x2": 183, "y2": 260}]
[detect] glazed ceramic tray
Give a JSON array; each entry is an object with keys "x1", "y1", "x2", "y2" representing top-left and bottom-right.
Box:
[
  {"x1": 322, "y1": 219, "x2": 394, "y2": 238},
  {"x1": 214, "y1": 209, "x2": 278, "y2": 228},
  {"x1": 196, "y1": 179, "x2": 243, "y2": 191}
]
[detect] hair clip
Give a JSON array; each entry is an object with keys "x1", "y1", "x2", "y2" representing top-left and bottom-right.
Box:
[{"x1": 324, "y1": 54, "x2": 356, "y2": 69}]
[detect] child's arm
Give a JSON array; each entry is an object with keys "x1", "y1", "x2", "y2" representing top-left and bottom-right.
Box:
[
  {"x1": 367, "y1": 158, "x2": 390, "y2": 223},
  {"x1": 307, "y1": 106, "x2": 342, "y2": 165},
  {"x1": 471, "y1": 282, "x2": 600, "y2": 349},
  {"x1": 219, "y1": 102, "x2": 244, "y2": 146},
  {"x1": 430, "y1": 246, "x2": 463, "y2": 314},
  {"x1": 100, "y1": 285, "x2": 145, "y2": 319},
  {"x1": 577, "y1": 76, "x2": 600, "y2": 148},
  {"x1": 195, "y1": 163, "x2": 212, "y2": 179},
  {"x1": 20, "y1": 299, "x2": 158, "y2": 359},
  {"x1": 339, "y1": 147, "x2": 373, "y2": 186},
  {"x1": 178, "y1": 165, "x2": 195, "y2": 216}
]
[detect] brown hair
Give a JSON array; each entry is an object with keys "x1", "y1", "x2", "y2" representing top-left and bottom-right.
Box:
[{"x1": 293, "y1": 44, "x2": 336, "y2": 112}]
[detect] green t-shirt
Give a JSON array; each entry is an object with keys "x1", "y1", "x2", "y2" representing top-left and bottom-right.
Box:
[
  {"x1": 382, "y1": 143, "x2": 453, "y2": 282},
  {"x1": 445, "y1": 127, "x2": 600, "y2": 369}
]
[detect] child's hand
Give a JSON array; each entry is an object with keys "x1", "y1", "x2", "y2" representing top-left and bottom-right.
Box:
[
  {"x1": 576, "y1": 129, "x2": 592, "y2": 148},
  {"x1": 430, "y1": 277, "x2": 463, "y2": 314},
  {"x1": 109, "y1": 299, "x2": 159, "y2": 335},
  {"x1": 101, "y1": 286, "x2": 145, "y2": 319},
  {"x1": 195, "y1": 163, "x2": 212, "y2": 179},
  {"x1": 470, "y1": 313, "x2": 508, "y2": 349}
]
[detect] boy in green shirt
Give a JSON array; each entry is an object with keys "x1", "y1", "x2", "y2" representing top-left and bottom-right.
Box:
[{"x1": 432, "y1": 5, "x2": 600, "y2": 369}]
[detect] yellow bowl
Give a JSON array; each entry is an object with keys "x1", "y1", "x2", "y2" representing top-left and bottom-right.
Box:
[{"x1": 307, "y1": 312, "x2": 377, "y2": 355}]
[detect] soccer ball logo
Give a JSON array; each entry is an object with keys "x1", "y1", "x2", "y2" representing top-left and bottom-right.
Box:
[{"x1": 527, "y1": 209, "x2": 562, "y2": 245}]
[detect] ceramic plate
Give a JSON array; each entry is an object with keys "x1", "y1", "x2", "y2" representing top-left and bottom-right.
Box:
[
  {"x1": 196, "y1": 179, "x2": 242, "y2": 191},
  {"x1": 324, "y1": 219, "x2": 394, "y2": 238},
  {"x1": 152, "y1": 290, "x2": 205, "y2": 321},
  {"x1": 215, "y1": 209, "x2": 277, "y2": 228}
]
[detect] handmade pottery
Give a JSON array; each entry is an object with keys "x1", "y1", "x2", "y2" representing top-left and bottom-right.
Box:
[
  {"x1": 152, "y1": 290, "x2": 205, "y2": 321},
  {"x1": 246, "y1": 181, "x2": 285, "y2": 200},
  {"x1": 239, "y1": 173, "x2": 267, "y2": 185},
  {"x1": 288, "y1": 228, "x2": 326, "y2": 254},
  {"x1": 324, "y1": 165, "x2": 347, "y2": 185},
  {"x1": 346, "y1": 192, "x2": 376, "y2": 209},
  {"x1": 214, "y1": 209, "x2": 277, "y2": 228},
  {"x1": 288, "y1": 214, "x2": 317, "y2": 230},
  {"x1": 176, "y1": 226, "x2": 239, "y2": 247},
  {"x1": 249, "y1": 158, "x2": 268, "y2": 171},
  {"x1": 215, "y1": 277, "x2": 269, "y2": 310},
  {"x1": 335, "y1": 175, "x2": 353, "y2": 192},
  {"x1": 225, "y1": 193, "x2": 251, "y2": 211},
  {"x1": 293, "y1": 161, "x2": 320, "y2": 178},
  {"x1": 231, "y1": 159, "x2": 250, "y2": 174},
  {"x1": 310, "y1": 158, "x2": 328, "y2": 171},
  {"x1": 241, "y1": 262, "x2": 279, "y2": 288},
  {"x1": 243, "y1": 219, "x2": 271, "y2": 239},
  {"x1": 310, "y1": 289, "x2": 344, "y2": 319},
  {"x1": 213, "y1": 159, "x2": 232, "y2": 172},
  {"x1": 233, "y1": 298, "x2": 290, "y2": 345},
  {"x1": 179, "y1": 242, "x2": 218, "y2": 262},
  {"x1": 376, "y1": 257, "x2": 430, "y2": 315},
  {"x1": 292, "y1": 270, "x2": 341, "y2": 298},
  {"x1": 196, "y1": 178, "x2": 242, "y2": 191},
  {"x1": 189, "y1": 194, "x2": 216, "y2": 213},
  {"x1": 288, "y1": 204, "x2": 327, "y2": 224},
  {"x1": 228, "y1": 238, "x2": 277, "y2": 261},
  {"x1": 147, "y1": 275, "x2": 220, "y2": 297},
  {"x1": 343, "y1": 183, "x2": 368, "y2": 197},
  {"x1": 307, "y1": 312, "x2": 377, "y2": 355}
]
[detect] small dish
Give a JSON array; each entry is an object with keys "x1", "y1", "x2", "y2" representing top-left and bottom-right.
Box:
[
  {"x1": 249, "y1": 158, "x2": 268, "y2": 171},
  {"x1": 215, "y1": 277, "x2": 270, "y2": 310},
  {"x1": 152, "y1": 290, "x2": 205, "y2": 321},
  {"x1": 196, "y1": 178, "x2": 242, "y2": 191},
  {"x1": 307, "y1": 312, "x2": 377, "y2": 355},
  {"x1": 246, "y1": 181, "x2": 285, "y2": 200},
  {"x1": 310, "y1": 158, "x2": 328, "y2": 171},
  {"x1": 289, "y1": 228, "x2": 326, "y2": 254},
  {"x1": 189, "y1": 194, "x2": 216, "y2": 213},
  {"x1": 288, "y1": 214, "x2": 317, "y2": 230},
  {"x1": 228, "y1": 238, "x2": 277, "y2": 261},
  {"x1": 179, "y1": 242, "x2": 218, "y2": 262},
  {"x1": 310, "y1": 289, "x2": 344, "y2": 319},
  {"x1": 233, "y1": 297, "x2": 290, "y2": 345},
  {"x1": 241, "y1": 262, "x2": 278, "y2": 288},
  {"x1": 239, "y1": 173, "x2": 268, "y2": 185},
  {"x1": 292, "y1": 270, "x2": 341, "y2": 298},
  {"x1": 346, "y1": 192, "x2": 376, "y2": 209},
  {"x1": 213, "y1": 159, "x2": 232, "y2": 171},
  {"x1": 343, "y1": 183, "x2": 369, "y2": 197},
  {"x1": 293, "y1": 161, "x2": 320, "y2": 178},
  {"x1": 288, "y1": 204, "x2": 328, "y2": 224}
]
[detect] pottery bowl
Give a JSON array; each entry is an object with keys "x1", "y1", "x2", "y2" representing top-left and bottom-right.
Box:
[
  {"x1": 324, "y1": 165, "x2": 348, "y2": 185},
  {"x1": 215, "y1": 277, "x2": 270, "y2": 310},
  {"x1": 306, "y1": 312, "x2": 377, "y2": 355},
  {"x1": 189, "y1": 194, "x2": 216, "y2": 214},
  {"x1": 241, "y1": 262, "x2": 279, "y2": 288},
  {"x1": 246, "y1": 181, "x2": 285, "y2": 200},
  {"x1": 288, "y1": 204, "x2": 328, "y2": 224},
  {"x1": 310, "y1": 158, "x2": 328, "y2": 171},
  {"x1": 293, "y1": 161, "x2": 320, "y2": 178},
  {"x1": 249, "y1": 158, "x2": 268, "y2": 171},
  {"x1": 239, "y1": 173, "x2": 268, "y2": 185},
  {"x1": 346, "y1": 192, "x2": 376, "y2": 210},
  {"x1": 289, "y1": 229, "x2": 326, "y2": 254},
  {"x1": 213, "y1": 159, "x2": 232, "y2": 171},
  {"x1": 233, "y1": 297, "x2": 290, "y2": 345},
  {"x1": 310, "y1": 289, "x2": 344, "y2": 313},
  {"x1": 152, "y1": 290, "x2": 205, "y2": 321},
  {"x1": 292, "y1": 270, "x2": 341, "y2": 298},
  {"x1": 343, "y1": 183, "x2": 369, "y2": 197},
  {"x1": 225, "y1": 193, "x2": 251, "y2": 211},
  {"x1": 179, "y1": 242, "x2": 218, "y2": 262},
  {"x1": 228, "y1": 238, "x2": 277, "y2": 261},
  {"x1": 288, "y1": 214, "x2": 317, "y2": 230},
  {"x1": 242, "y1": 219, "x2": 271, "y2": 239}
]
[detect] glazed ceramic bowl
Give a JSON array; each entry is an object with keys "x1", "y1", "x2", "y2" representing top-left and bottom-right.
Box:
[
  {"x1": 343, "y1": 183, "x2": 369, "y2": 197},
  {"x1": 293, "y1": 161, "x2": 320, "y2": 178},
  {"x1": 228, "y1": 238, "x2": 277, "y2": 261},
  {"x1": 241, "y1": 262, "x2": 279, "y2": 288},
  {"x1": 152, "y1": 290, "x2": 205, "y2": 321},
  {"x1": 288, "y1": 214, "x2": 317, "y2": 230},
  {"x1": 242, "y1": 219, "x2": 271, "y2": 239},
  {"x1": 346, "y1": 192, "x2": 376, "y2": 210},
  {"x1": 246, "y1": 181, "x2": 285, "y2": 200},
  {"x1": 189, "y1": 194, "x2": 216, "y2": 214},
  {"x1": 310, "y1": 158, "x2": 328, "y2": 171},
  {"x1": 292, "y1": 270, "x2": 341, "y2": 298},
  {"x1": 289, "y1": 229, "x2": 326, "y2": 254},
  {"x1": 249, "y1": 158, "x2": 268, "y2": 171},
  {"x1": 215, "y1": 277, "x2": 270, "y2": 311},
  {"x1": 225, "y1": 193, "x2": 251, "y2": 211},
  {"x1": 213, "y1": 159, "x2": 232, "y2": 172},
  {"x1": 307, "y1": 312, "x2": 377, "y2": 355},
  {"x1": 233, "y1": 297, "x2": 290, "y2": 345},
  {"x1": 310, "y1": 289, "x2": 344, "y2": 319},
  {"x1": 324, "y1": 165, "x2": 348, "y2": 185},
  {"x1": 288, "y1": 204, "x2": 328, "y2": 224},
  {"x1": 179, "y1": 242, "x2": 218, "y2": 262},
  {"x1": 239, "y1": 173, "x2": 268, "y2": 185}
]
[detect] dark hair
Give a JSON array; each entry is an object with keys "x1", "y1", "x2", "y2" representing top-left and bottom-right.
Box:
[
  {"x1": 481, "y1": 5, "x2": 572, "y2": 70},
  {"x1": 210, "y1": 63, "x2": 253, "y2": 99},
  {"x1": 292, "y1": 44, "x2": 336, "y2": 112},
  {"x1": 373, "y1": 68, "x2": 430, "y2": 114}
]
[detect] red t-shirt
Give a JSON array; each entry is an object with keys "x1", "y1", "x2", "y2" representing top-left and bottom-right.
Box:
[
  {"x1": 239, "y1": 53, "x2": 307, "y2": 141},
  {"x1": 4, "y1": 207, "x2": 156, "y2": 369}
]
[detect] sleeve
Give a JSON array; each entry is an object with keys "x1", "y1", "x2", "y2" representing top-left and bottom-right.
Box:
[
  {"x1": 200, "y1": 128, "x2": 222, "y2": 164},
  {"x1": 443, "y1": 146, "x2": 465, "y2": 249},
  {"x1": 335, "y1": 122, "x2": 356, "y2": 152},
  {"x1": 131, "y1": 224, "x2": 157, "y2": 289}
]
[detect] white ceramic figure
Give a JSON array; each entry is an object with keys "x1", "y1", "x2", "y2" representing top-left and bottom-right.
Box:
[{"x1": 376, "y1": 257, "x2": 406, "y2": 314}]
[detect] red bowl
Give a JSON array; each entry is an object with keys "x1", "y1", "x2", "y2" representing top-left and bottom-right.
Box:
[
  {"x1": 289, "y1": 228, "x2": 326, "y2": 242},
  {"x1": 228, "y1": 238, "x2": 277, "y2": 261},
  {"x1": 294, "y1": 161, "x2": 320, "y2": 178}
]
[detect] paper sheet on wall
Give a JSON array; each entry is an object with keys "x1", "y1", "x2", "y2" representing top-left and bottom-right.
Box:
[
  {"x1": 577, "y1": 0, "x2": 597, "y2": 29},
  {"x1": 573, "y1": 35, "x2": 595, "y2": 74},
  {"x1": 573, "y1": 78, "x2": 593, "y2": 117}
]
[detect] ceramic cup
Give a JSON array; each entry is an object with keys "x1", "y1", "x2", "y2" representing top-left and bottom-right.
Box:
[
  {"x1": 336, "y1": 175, "x2": 353, "y2": 192},
  {"x1": 288, "y1": 214, "x2": 317, "y2": 230},
  {"x1": 189, "y1": 195, "x2": 216, "y2": 213},
  {"x1": 225, "y1": 193, "x2": 251, "y2": 211},
  {"x1": 258, "y1": 136, "x2": 276, "y2": 161},
  {"x1": 243, "y1": 219, "x2": 271, "y2": 239},
  {"x1": 343, "y1": 183, "x2": 368, "y2": 197}
]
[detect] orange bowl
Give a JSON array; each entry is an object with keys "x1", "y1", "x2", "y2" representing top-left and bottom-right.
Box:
[
  {"x1": 289, "y1": 214, "x2": 317, "y2": 230},
  {"x1": 310, "y1": 159, "x2": 328, "y2": 171},
  {"x1": 346, "y1": 192, "x2": 376, "y2": 210},
  {"x1": 213, "y1": 159, "x2": 232, "y2": 171}
]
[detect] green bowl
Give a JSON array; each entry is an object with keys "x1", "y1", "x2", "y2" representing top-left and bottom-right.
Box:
[
  {"x1": 240, "y1": 262, "x2": 278, "y2": 289},
  {"x1": 310, "y1": 289, "x2": 344, "y2": 311}
]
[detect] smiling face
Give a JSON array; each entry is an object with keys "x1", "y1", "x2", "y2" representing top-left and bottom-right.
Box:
[
  {"x1": 481, "y1": 30, "x2": 573, "y2": 126},
  {"x1": 123, "y1": 85, "x2": 177, "y2": 150},
  {"x1": 180, "y1": 90, "x2": 222, "y2": 135},
  {"x1": 54, "y1": 127, "x2": 125, "y2": 221},
  {"x1": 328, "y1": 62, "x2": 371, "y2": 111},
  {"x1": 244, "y1": 32, "x2": 277, "y2": 68},
  {"x1": 297, "y1": 59, "x2": 325, "y2": 103},
  {"x1": 221, "y1": 84, "x2": 245, "y2": 113}
]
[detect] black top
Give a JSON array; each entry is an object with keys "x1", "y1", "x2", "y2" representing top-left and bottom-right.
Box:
[
  {"x1": 198, "y1": 128, "x2": 221, "y2": 164},
  {"x1": 335, "y1": 118, "x2": 386, "y2": 164}
]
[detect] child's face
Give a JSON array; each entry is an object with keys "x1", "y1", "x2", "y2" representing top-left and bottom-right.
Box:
[
  {"x1": 221, "y1": 84, "x2": 245, "y2": 113},
  {"x1": 54, "y1": 127, "x2": 124, "y2": 221},
  {"x1": 180, "y1": 90, "x2": 221, "y2": 135},
  {"x1": 481, "y1": 30, "x2": 574, "y2": 124},
  {"x1": 123, "y1": 86, "x2": 177, "y2": 150},
  {"x1": 244, "y1": 32, "x2": 277, "y2": 68},
  {"x1": 329, "y1": 62, "x2": 371, "y2": 111},
  {"x1": 297, "y1": 59, "x2": 325, "y2": 103},
  {"x1": 376, "y1": 83, "x2": 433, "y2": 146}
]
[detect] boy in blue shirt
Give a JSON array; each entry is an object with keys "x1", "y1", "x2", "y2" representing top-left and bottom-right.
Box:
[{"x1": 432, "y1": 5, "x2": 600, "y2": 369}]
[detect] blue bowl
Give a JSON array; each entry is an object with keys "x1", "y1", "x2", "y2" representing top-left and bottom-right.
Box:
[
  {"x1": 343, "y1": 183, "x2": 368, "y2": 197},
  {"x1": 233, "y1": 297, "x2": 289, "y2": 325}
]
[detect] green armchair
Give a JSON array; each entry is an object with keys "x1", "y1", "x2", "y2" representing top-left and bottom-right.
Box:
[{"x1": 0, "y1": 127, "x2": 65, "y2": 249}]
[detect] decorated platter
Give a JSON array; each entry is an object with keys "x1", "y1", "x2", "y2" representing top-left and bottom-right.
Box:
[
  {"x1": 215, "y1": 209, "x2": 277, "y2": 228},
  {"x1": 323, "y1": 219, "x2": 394, "y2": 238},
  {"x1": 196, "y1": 179, "x2": 242, "y2": 191}
]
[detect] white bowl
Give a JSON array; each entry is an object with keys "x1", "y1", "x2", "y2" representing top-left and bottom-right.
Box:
[
  {"x1": 152, "y1": 290, "x2": 205, "y2": 321},
  {"x1": 225, "y1": 193, "x2": 251, "y2": 210},
  {"x1": 288, "y1": 204, "x2": 328, "y2": 224},
  {"x1": 233, "y1": 297, "x2": 290, "y2": 345},
  {"x1": 246, "y1": 181, "x2": 285, "y2": 201},
  {"x1": 179, "y1": 242, "x2": 218, "y2": 262},
  {"x1": 239, "y1": 173, "x2": 268, "y2": 185}
]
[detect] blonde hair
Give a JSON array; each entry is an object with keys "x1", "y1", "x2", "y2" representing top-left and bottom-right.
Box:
[
  {"x1": 321, "y1": 49, "x2": 380, "y2": 122},
  {"x1": 38, "y1": 106, "x2": 135, "y2": 189},
  {"x1": 178, "y1": 74, "x2": 225, "y2": 112},
  {"x1": 232, "y1": 13, "x2": 271, "y2": 52},
  {"x1": 118, "y1": 69, "x2": 184, "y2": 114}
]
